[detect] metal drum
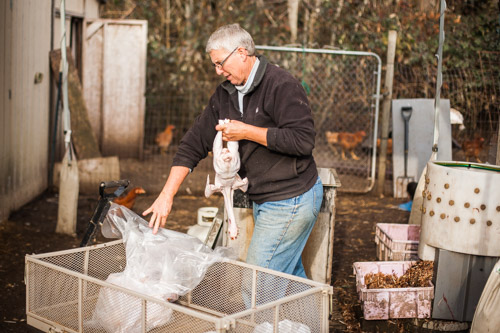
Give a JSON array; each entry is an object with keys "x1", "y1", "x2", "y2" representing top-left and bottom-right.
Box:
[{"x1": 418, "y1": 161, "x2": 500, "y2": 260}]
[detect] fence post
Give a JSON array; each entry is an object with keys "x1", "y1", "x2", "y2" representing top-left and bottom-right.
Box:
[
  {"x1": 375, "y1": 30, "x2": 397, "y2": 196},
  {"x1": 496, "y1": 122, "x2": 500, "y2": 166}
]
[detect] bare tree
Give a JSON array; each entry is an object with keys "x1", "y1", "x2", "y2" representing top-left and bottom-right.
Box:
[
  {"x1": 307, "y1": 0, "x2": 321, "y2": 46},
  {"x1": 288, "y1": 0, "x2": 300, "y2": 43}
]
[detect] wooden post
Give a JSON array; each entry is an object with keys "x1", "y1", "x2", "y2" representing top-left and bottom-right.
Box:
[
  {"x1": 496, "y1": 121, "x2": 500, "y2": 166},
  {"x1": 287, "y1": 0, "x2": 299, "y2": 43},
  {"x1": 375, "y1": 30, "x2": 397, "y2": 196}
]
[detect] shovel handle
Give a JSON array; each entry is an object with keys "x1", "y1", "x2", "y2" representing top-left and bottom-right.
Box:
[
  {"x1": 99, "y1": 179, "x2": 130, "y2": 198},
  {"x1": 80, "y1": 179, "x2": 130, "y2": 247},
  {"x1": 401, "y1": 107, "x2": 412, "y2": 177},
  {"x1": 101, "y1": 179, "x2": 130, "y2": 189},
  {"x1": 401, "y1": 106, "x2": 413, "y2": 121}
]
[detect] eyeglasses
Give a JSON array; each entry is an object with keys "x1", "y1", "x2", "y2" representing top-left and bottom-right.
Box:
[{"x1": 213, "y1": 47, "x2": 238, "y2": 70}]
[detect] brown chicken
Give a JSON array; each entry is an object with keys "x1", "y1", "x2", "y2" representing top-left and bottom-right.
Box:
[
  {"x1": 338, "y1": 130, "x2": 366, "y2": 160},
  {"x1": 462, "y1": 137, "x2": 485, "y2": 163},
  {"x1": 326, "y1": 130, "x2": 366, "y2": 160},
  {"x1": 113, "y1": 187, "x2": 146, "y2": 209},
  {"x1": 155, "y1": 124, "x2": 176, "y2": 154},
  {"x1": 377, "y1": 138, "x2": 393, "y2": 155},
  {"x1": 325, "y1": 131, "x2": 340, "y2": 155}
]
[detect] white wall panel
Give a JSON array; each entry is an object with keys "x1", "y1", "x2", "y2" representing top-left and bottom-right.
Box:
[
  {"x1": 1, "y1": 0, "x2": 102, "y2": 222},
  {"x1": 0, "y1": 1, "x2": 51, "y2": 221}
]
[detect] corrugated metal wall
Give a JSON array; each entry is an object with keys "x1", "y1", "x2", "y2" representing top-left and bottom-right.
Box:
[{"x1": 0, "y1": 0, "x2": 52, "y2": 222}]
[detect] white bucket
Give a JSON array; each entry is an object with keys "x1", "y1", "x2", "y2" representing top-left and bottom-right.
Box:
[
  {"x1": 197, "y1": 207, "x2": 218, "y2": 227},
  {"x1": 187, "y1": 207, "x2": 218, "y2": 242},
  {"x1": 419, "y1": 161, "x2": 500, "y2": 259}
]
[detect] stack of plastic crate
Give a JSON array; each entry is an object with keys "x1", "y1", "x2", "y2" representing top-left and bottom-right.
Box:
[
  {"x1": 352, "y1": 223, "x2": 433, "y2": 320},
  {"x1": 374, "y1": 223, "x2": 420, "y2": 261}
]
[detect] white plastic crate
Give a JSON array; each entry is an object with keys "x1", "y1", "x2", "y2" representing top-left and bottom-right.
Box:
[
  {"x1": 375, "y1": 223, "x2": 420, "y2": 261},
  {"x1": 353, "y1": 261, "x2": 434, "y2": 320},
  {"x1": 25, "y1": 240, "x2": 332, "y2": 333}
]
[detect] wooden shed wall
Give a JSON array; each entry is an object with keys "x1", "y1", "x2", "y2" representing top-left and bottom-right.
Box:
[
  {"x1": 0, "y1": 0, "x2": 52, "y2": 222},
  {"x1": 0, "y1": 0, "x2": 101, "y2": 222}
]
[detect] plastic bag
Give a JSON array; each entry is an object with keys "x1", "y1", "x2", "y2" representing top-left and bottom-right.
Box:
[
  {"x1": 252, "y1": 319, "x2": 311, "y2": 333},
  {"x1": 91, "y1": 273, "x2": 173, "y2": 333},
  {"x1": 90, "y1": 203, "x2": 235, "y2": 333},
  {"x1": 471, "y1": 259, "x2": 500, "y2": 333}
]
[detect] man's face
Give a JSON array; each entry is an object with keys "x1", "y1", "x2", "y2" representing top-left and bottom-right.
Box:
[{"x1": 209, "y1": 48, "x2": 246, "y2": 85}]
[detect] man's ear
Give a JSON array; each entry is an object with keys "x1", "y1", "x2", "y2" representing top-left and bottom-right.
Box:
[{"x1": 239, "y1": 47, "x2": 248, "y2": 60}]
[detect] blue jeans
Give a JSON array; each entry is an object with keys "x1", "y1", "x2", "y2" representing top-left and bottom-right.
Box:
[{"x1": 246, "y1": 176, "x2": 323, "y2": 278}]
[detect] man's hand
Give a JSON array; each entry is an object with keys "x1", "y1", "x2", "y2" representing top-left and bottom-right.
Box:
[
  {"x1": 142, "y1": 166, "x2": 190, "y2": 234},
  {"x1": 142, "y1": 191, "x2": 173, "y2": 234},
  {"x1": 216, "y1": 119, "x2": 268, "y2": 146}
]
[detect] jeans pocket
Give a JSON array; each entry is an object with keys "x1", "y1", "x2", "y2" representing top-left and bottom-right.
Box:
[{"x1": 312, "y1": 177, "x2": 323, "y2": 217}]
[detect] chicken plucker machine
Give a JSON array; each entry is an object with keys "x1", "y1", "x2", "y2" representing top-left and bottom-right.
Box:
[{"x1": 416, "y1": 161, "x2": 500, "y2": 322}]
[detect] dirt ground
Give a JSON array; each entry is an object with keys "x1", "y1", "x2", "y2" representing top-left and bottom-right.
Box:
[{"x1": 0, "y1": 186, "x2": 469, "y2": 332}]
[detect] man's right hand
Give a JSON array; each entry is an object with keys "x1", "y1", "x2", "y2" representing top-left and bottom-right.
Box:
[
  {"x1": 142, "y1": 191, "x2": 173, "y2": 234},
  {"x1": 142, "y1": 166, "x2": 190, "y2": 234}
]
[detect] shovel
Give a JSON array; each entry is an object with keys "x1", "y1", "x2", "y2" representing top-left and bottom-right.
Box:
[
  {"x1": 396, "y1": 106, "x2": 414, "y2": 198},
  {"x1": 409, "y1": 0, "x2": 447, "y2": 226}
]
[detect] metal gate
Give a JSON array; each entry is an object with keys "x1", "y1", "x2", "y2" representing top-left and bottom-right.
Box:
[{"x1": 256, "y1": 46, "x2": 382, "y2": 193}]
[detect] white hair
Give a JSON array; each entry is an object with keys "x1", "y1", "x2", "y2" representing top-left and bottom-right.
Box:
[{"x1": 206, "y1": 23, "x2": 255, "y2": 55}]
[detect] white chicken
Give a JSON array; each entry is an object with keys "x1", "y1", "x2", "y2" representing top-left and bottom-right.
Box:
[
  {"x1": 450, "y1": 108, "x2": 465, "y2": 131},
  {"x1": 205, "y1": 119, "x2": 248, "y2": 240}
]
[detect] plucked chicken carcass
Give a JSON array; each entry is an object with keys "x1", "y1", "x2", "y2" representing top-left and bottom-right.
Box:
[
  {"x1": 113, "y1": 187, "x2": 146, "y2": 209},
  {"x1": 155, "y1": 124, "x2": 176, "y2": 154},
  {"x1": 205, "y1": 119, "x2": 248, "y2": 240}
]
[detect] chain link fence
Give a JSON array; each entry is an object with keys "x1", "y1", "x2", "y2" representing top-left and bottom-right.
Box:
[
  {"x1": 139, "y1": 47, "x2": 382, "y2": 194},
  {"x1": 255, "y1": 46, "x2": 382, "y2": 193},
  {"x1": 393, "y1": 51, "x2": 499, "y2": 164},
  {"x1": 138, "y1": 49, "x2": 498, "y2": 195}
]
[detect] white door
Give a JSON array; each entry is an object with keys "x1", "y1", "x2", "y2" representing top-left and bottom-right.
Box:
[{"x1": 83, "y1": 19, "x2": 147, "y2": 159}]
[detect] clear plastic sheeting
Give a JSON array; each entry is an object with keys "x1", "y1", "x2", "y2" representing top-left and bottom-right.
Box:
[
  {"x1": 91, "y1": 274, "x2": 174, "y2": 333},
  {"x1": 253, "y1": 319, "x2": 312, "y2": 333},
  {"x1": 90, "y1": 203, "x2": 236, "y2": 332}
]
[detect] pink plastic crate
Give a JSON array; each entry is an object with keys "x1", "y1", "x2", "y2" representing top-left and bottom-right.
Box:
[
  {"x1": 353, "y1": 261, "x2": 434, "y2": 320},
  {"x1": 375, "y1": 223, "x2": 420, "y2": 261}
]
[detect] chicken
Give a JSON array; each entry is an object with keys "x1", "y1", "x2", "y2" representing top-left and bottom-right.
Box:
[
  {"x1": 450, "y1": 108, "x2": 466, "y2": 131},
  {"x1": 462, "y1": 137, "x2": 485, "y2": 163},
  {"x1": 155, "y1": 124, "x2": 176, "y2": 154},
  {"x1": 376, "y1": 138, "x2": 393, "y2": 155},
  {"x1": 325, "y1": 131, "x2": 340, "y2": 155},
  {"x1": 205, "y1": 119, "x2": 248, "y2": 240},
  {"x1": 326, "y1": 130, "x2": 367, "y2": 160},
  {"x1": 113, "y1": 187, "x2": 146, "y2": 209},
  {"x1": 338, "y1": 131, "x2": 366, "y2": 160}
]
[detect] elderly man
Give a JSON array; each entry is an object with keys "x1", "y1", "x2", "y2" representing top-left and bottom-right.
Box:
[{"x1": 143, "y1": 23, "x2": 322, "y2": 278}]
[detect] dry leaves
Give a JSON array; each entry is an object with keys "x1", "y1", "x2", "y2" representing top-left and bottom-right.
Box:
[{"x1": 364, "y1": 261, "x2": 434, "y2": 289}]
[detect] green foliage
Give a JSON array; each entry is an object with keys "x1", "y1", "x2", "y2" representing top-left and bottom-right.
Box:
[
  {"x1": 102, "y1": 0, "x2": 498, "y2": 85},
  {"x1": 101, "y1": 0, "x2": 498, "y2": 136}
]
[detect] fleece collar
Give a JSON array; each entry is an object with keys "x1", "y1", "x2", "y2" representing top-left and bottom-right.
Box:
[{"x1": 221, "y1": 55, "x2": 268, "y2": 95}]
